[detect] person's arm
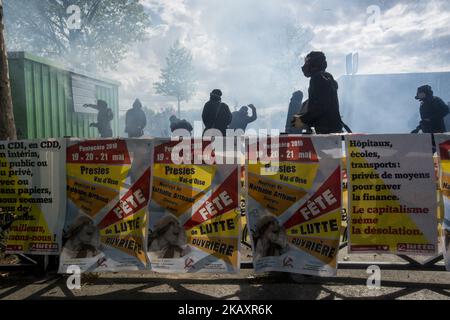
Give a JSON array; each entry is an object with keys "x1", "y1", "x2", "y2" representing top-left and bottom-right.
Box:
[
  {"x1": 83, "y1": 103, "x2": 100, "y2": 111},
  {"x1": 248, "y1": 104, "x2": 257, "y2": 123}
]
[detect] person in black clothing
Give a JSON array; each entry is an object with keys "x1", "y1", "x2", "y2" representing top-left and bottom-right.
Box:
[
  {"x1": 285, "y1": 91, "x2": 304, "y2": 134},
  {"x1": 202, "y1": 89, "x2": 232, "y2": 136},
  {"x1": 411, "y1": 85, "x2": 449, "y2": 134},
  {"x1": 169, "y1": 115, "x2": 193, "y2": 134},
  {"x1": 125, "y1": 99, "x2": 147, "y2": 138},
  {"x1": 84, "y1": 100, "x2": 114, "y2": 138},
  {"x1": 229, "y1": 104, "x2": 257, "y2": 131},
  {"x1": 293, "y1": 51, "x2": 344, "y2": 134}
]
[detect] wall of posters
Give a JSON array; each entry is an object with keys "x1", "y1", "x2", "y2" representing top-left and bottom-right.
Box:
[
  {"x1": 435, "y1": 134, "x2": 450, "y2": 270},
  {"x1": 148, "y1": 138, "x2": 241, "y2": 273},
  {"x1": 59, "y1": 139, "x2": 152, "y2": 272},
  {"x1": 246, "y1": 136, "x2": 342, "y2": 276},
  {"x1": 346, "y1": 134, "x2": 437, "y2": 255},
  {"x1": 0, "y1": 139, "x2": 66, "y2": 255}
]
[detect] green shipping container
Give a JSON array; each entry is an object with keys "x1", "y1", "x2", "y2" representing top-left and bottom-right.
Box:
[{"x1": 8, "y1": 52, "x2": 120, "y2": 139}]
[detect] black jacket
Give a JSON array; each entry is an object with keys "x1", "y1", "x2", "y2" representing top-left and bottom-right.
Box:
[
  {"x1": 125, "y1": 107, "x2": 147, "y2": 137},
  {"x1": 202, "y1": 98, "x2": 232, "y2": 135},
  {"x1": 299, "y1": 71, "x2": 343, "y2": 134},
  {"x1": 419, "y1": 97, "x2": 449, "y2": 133},
  {"x1": 229, "y1": 110, "x2": 257, "y2": 131}
]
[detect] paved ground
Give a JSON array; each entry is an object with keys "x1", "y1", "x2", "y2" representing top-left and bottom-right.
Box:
[
  {"x1": 1, "y1": 245, "x2": 449, "y2": 300},
  {"x1": 1, "y1": 268, "x2": 449, "y2": 300}
]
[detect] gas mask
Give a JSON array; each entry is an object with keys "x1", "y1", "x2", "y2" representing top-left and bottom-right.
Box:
[
  {"x1": 416, "y1": 92, "x2": 426, "y2": 101},
  {"x1": 301, "y1": 62, "x2": 313, "y2": 78},
  {"x1": 301, "y1": 52, "x2": 327, "y2": 78}
]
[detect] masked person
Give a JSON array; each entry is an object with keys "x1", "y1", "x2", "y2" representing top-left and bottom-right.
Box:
[
  {"x1": 202, "y1": 89, "x2": 232, "y2": 136},
  {"x1": 84, "y1": 100, "x2": 114, "y2": 138},
  {"x1": 411, "y1": 85, "x2": 449, "y2": 134},
  {"x1": 125, "y1": 99, "x2": 147, "y2": 138},
  {"x1": 169, "y1": 115, "x2": 193, "y2": 135},
  {"x1": 285, "y1": 91, "x2": 304, "y2": 134},
  {"x1": 229, "y1": 104, "x2": 257, "y2": 132},
  {"x1": 293, "y1": 51, "x2": 344, "y2": 134}
]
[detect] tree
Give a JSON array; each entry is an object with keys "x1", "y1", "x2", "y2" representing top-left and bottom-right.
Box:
[
  {"x1": 3, "y1": 0, "x2": 151, "y2": 70},
  {"x1": 0, "y1": 0, "x2": 16, "y2": 140},
  {"x1": 154, "y1": 41, "x2": 196, "y2": 117}
]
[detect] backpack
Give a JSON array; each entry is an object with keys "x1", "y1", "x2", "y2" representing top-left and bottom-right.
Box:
[{"x1": 106, "y1": 108, "x2": 114, "y2": 121}]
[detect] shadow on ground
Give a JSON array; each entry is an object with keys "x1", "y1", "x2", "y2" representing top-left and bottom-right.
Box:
[{"x1": 1, "y1": 272, "x2": 449, "y2": 300}]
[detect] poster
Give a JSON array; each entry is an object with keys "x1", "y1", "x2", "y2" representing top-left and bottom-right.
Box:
[
  {"x1": 346, "y1": 134, "x2": 437, "y2": 255},
  {"x1": 246, "y1": 136, "x2": 342, "y2": 276},
  {"x1": 148, "y1": 138, "x2": 241, "y2": 273},
  {"x1": 0, "y1": 139, "x2": 65, "y2": 255},
  {"x1": 435, "y1": 134, "x2": 450, "y2": 270},
  {"x1": 59, "y1": 139, "x2": 152, "y2": 273}
]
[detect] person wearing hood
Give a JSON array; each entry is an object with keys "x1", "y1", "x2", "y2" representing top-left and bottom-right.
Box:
[
  {"x1": 293, "y1": 51, "x2": 344, "y2": 134},
  {"x1": 125, "y1": 99, "x2": 147, "y2": 138},
  {"x1": 411, "y1": 85, "x2": 449, "y2": 134},
  {"x1": 202, "y1": 89, "x2": 232, "y2": 136},
  {"x1": 84, "y1": 100, "x2": 114, "y2": 138},
  {"x1": 229, "y1": 104, "x2": 257, "y2": 132}
]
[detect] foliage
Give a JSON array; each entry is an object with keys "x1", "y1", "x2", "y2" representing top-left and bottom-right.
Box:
[
  {"x1": 3, "y1": 0, "x2": 151, "y2": 70},
  {"x1": 153, "y1": 40, "x2": 196, "y2": 115}
]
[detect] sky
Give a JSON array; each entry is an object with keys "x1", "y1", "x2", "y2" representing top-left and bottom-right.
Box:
[
  {"x1": 98, "y1": 0, "x2": 450, "y2": 131},
  {"x1": 6, "y1": 0, "x2": 450, "y2": 132}
]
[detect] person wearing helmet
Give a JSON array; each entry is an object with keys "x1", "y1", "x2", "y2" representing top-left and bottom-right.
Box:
[
  {"x1": 292, "y1": 51, "x2": 345, "y2": 134},
  {"x1": 229, "y1": 104, "x2": 257, "y2": 132},
  {"x1": 411, "y1": 85, "x2": 449, "y2": 134}
]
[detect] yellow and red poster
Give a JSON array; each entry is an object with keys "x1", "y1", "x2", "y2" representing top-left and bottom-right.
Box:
[
  {"x1": 148, "y1": 138, "x2": 241, "y2": 273},
  {"x1": 59, "y1": 139, "x2": 153, "y2": 273},
  {"x1": 435, "y1": 134, "x2": 450, "y2": 270},
  {"x1": 346, "y1": 134, "x2": 437, "y2": 255},
  {"x1": 1, "y1": 139, "x2": 65, "y2": 254},
  {"x1": 246, "y1": 136, "x2": 342, "y2": 276}
]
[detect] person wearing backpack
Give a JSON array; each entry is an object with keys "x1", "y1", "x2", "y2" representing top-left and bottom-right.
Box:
[
  {"x1": 292, "y1": 51, "x2": 348, "y2": 134},
  {"x1": 202, "y1": 89, "x2": 232, "y2": 136},
  {"x1": 84, "y1": 100, "x2": 114, "y2": 138}
]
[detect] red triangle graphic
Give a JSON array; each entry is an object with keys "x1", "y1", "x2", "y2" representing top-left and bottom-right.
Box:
[
  {"x1": 284, "y1": 167, "x2": 341, "y2": 229},
  {"x1": 98, "y1": 169, "x2": 151, "y2": 229},
  {"x1": 184, "y1": 168, "x2": 239, "y2": 229}
]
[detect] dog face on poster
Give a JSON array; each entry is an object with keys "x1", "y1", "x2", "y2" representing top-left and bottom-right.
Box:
[
  {"x1": 253, "y1": 214, "x2": 289, "y2": 260},
  {"x1": 62, "y1": 216, "x2": 101, "y2": 259},
  {"x1": 148, "y1": 215, "x2": 189, "y2": 259}
]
